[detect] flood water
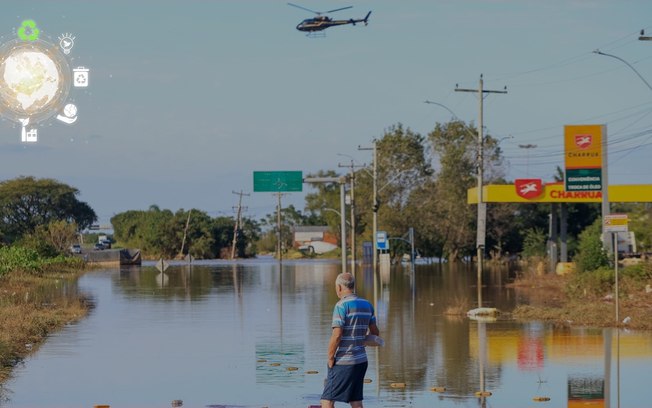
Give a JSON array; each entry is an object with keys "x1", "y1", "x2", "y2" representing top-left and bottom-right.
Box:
[{"x1": 3, "y1": 259, "x2": 652, "y2": 408}]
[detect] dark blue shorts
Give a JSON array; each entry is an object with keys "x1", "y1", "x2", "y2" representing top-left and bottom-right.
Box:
[{"x1": 321, "y1": 361, "x2": 368, "y2": 403}]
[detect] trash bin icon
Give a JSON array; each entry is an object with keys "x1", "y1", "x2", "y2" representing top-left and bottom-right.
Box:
[{"x1": 73, "y1": 67, "x2": 89, "y2": 88}]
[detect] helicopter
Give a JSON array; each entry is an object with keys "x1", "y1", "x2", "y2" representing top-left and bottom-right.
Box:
[{"x1": 288, "y1": 3, "x2": 371, "y2": 35}]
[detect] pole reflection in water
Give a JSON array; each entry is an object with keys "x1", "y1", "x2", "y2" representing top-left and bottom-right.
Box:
[{"x1": 477, "y1": 320, "x2": 487, "y2": 407}]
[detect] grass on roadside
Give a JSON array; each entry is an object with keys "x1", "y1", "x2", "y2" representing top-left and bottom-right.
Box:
[
  {"x1": 512, "y1": 262, "x2": 652, "y2": 330},
  {"x1": 0, "y1": 259, "x2": 91, "y2": 384}
]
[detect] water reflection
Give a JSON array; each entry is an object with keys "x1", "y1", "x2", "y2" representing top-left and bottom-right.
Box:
[{"x1": 3, "y1": 261, "x2": 652, "y2": 408}]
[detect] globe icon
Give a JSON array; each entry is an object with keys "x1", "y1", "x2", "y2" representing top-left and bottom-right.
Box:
[{"x1": 0, "y1": 39, "x2": 71, "y2": 124}]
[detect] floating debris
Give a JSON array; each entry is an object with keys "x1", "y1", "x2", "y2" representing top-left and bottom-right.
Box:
[
  {"x1": 363, "y1": 378, "x2": 372, "y2": 384},
  {"x1": 430, "y1": 386, "x2": 446, "y2": 392},
  {"x1": 475, "y1": 391, "x2": 492, "y2": 397},
  {"x1": 533, "y1": 396, "x2": 550, "y2": 402},
  {"x1": 286, "y1": 366, "x2": 299, "y2": 371},
  {"x1": 306, "y1": 370, "x2": 319, "y2": 374},
  {"x1": 256, "y1": 359, "x2": 267, "y2": 363},
  {"x1": 467, "y1": 307, "x2": 499, "y2": 317},
  {"x1": 390, "y1": 382, "x2": 406, "y2": 388},
  {"x1": 269, "y1": 362, "x2": 281, "y2": 366}
]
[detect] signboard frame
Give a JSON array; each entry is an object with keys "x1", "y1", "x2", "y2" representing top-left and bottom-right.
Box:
[
  {"x1": 376, "y1": 231, "x2": 389, "y2": 251},
  {"x1": 564, "y1": 125, "x2": 605, "y2": 192},
  {"x1": 253, "y1": 171, "x2": 303, "y2": 192}
]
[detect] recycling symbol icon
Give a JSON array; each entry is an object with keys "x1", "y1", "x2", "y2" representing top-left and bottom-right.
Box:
[{"x1": 17, "y1": 20, "x2": 40, "y2": 42}]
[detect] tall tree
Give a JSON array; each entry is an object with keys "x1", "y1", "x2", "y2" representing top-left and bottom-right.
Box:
[
  {"x1": 427, "y1": 120, "x2": 505, "y2": 262},
  {"x1": 0, "y1": 176, "x2": 96, "y2": 243},
  {"x1": 364, "y1": 124, "x2": 432, "y2": 254}
]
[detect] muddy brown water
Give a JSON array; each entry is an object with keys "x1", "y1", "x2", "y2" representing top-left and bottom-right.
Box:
[{"x1": 3, "y1": 259, "x2": 651, "y2": 407}]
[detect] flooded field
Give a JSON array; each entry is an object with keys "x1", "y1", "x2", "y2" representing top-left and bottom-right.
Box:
[{"x1": 3, "y1": 260, "x2": 651, "y2": 407}]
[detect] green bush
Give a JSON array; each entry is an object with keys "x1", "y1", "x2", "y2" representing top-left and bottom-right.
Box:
[
  {"x1": 620, "y1": 262, "x2": 652, "y2": 280},
  {"x1": 522, "y1": 228, "x2": 547, "y2": 258},
  {"x1": 574, "y1": 219, "x2": 609, "y2": 273},
  {"x1": 0, "y1": 246, "x2": 44, "y2": 276},
  {"x1": 566, "y1": 266, "x2": 613, "y2": 298}
]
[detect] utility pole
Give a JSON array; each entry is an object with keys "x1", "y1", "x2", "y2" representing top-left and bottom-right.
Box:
[
  {"x1": 276, "y1": 192, "x2": 283, "y2": 263},
  {"x1": 455, "y1": 74, "x2": 507, "y2": 308},
  {"x1": 339, "y1": 160, "x2": 365, "y2": 276},
  {"x1": 358, "y1": 140, "x2": 377, "y2": 272},
  {"x1": 231, "y1": 190, "x2": 250, "y2": 260},
  {"x1": 179, "y1": 209, "x2": 192, "y2": 258}
]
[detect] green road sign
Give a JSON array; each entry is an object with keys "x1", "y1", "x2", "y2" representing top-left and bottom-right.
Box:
[
  {"x1": 565, "y1": 168, "x2": 602, "y2": 192},
  {"x1": 253, "y1": 171, "x2": 303, "y2": 192}
]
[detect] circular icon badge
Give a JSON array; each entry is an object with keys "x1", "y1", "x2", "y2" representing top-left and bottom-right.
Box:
[{"x1": 0, "y1": 38, "x2": 72, "y2": 124}]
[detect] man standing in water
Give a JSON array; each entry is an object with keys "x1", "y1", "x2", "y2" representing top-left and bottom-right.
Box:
[{"x1": 321, "y1": 272, "x2": 379, "y2": 408}]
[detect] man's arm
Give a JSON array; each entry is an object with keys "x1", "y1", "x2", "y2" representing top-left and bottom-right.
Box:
[
  {"x1": 368, "y1": 321, "x2": 380, "y2": 336},
  {"x1": 327, "y1": 327, "x2": 343, "y2": 368}
]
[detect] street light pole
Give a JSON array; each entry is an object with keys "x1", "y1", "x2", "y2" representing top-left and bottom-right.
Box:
[
  {"x1": 593, "y1": 49, "x2": 652, "y2": 92},
  {"x1": 304, "y1": 176, "x2": 348, "y2": 273},
  {"x1": 359, "y1": 141, "x2": 378, "y2": 271},
  {"x1": 339, "y1": 159, "x2": 364, "y2": 276},
  {"x1": 455, "y1": 74, "x2": 507, "y2": 309},
  {"x1": 518, "y1": 144, "x2": 538, "y2": 177}
]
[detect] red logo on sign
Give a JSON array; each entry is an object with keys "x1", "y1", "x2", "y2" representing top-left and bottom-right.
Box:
[
  {"x1": 515, "y1": 179, "x2": 542, "y2": 199},
  {"x1": 575, "y1": 134, "x2": 593, "y2": 149}
]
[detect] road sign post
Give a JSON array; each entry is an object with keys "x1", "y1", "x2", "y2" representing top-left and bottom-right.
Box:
[
  {"x1": 604, "y1": 214, "x2": 628, "y2": 324},
  {"x1": 376, "y1": 231, "x2": 388, "y2": 251},
  {"x1": 253, "y1": 171, "x2": 303, "y2": 264}
]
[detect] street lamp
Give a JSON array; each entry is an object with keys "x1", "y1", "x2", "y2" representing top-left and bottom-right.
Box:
[
  {"x1": 593, "y1": 49, "x2": 652, "y2": 92},
  {"x1": 424, "y1": 100, "x2": 461, "y2": 120},
  {"x1": 518, "y1": 143, "x2": 537, "y2": 177},
  {"x1": 322, "y1": 208, "x2": 351, "y2": 227},
  {"x1": 304, "y1": 176, "x2": 348, "y2": 273},
  {"x1": 358, "y1": 141, "x2": 378, "y2": 271}
]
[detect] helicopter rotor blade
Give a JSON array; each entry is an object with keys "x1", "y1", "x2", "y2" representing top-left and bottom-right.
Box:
[
  {"x1": 325, "y1": 5, "x2": 353, "y2": 14},
  {"x1": 287, "y1": 2, "x2": 320, "y2": 14}
]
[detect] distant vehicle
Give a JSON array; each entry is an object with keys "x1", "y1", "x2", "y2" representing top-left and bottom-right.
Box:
[
  {"x1": 288, "y1": 3, "x2": 371, "y2": 35},
  {"x1": 70, "y1": 244, "x2": 82, "y2": 254},
  {"x1": 94, "y1": 243, "x2": 105, "y2": 251},
  {"x1": 100, "y1": 239, "x2": 112, "y2": 249},
  {"x1": 299, "y1": 240, "x2": 338, "y2": 255}
]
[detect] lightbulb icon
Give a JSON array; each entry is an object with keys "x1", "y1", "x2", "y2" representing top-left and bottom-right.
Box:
[{"x1": 58, "y1": 33, "x2": 75, "y2": 55}]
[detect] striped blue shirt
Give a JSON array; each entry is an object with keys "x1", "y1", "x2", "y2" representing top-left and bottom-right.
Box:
[{"x1": 332, "y1": 294, "x2": 376, "y2": 365}]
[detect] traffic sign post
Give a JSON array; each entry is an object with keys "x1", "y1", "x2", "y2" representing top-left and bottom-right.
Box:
[
  {"x1": 376, "y1": 231, "x2": 388, "y2": 251},
  {"x1": 604, "y1": 214, "x2": 628, "y2": 324},
  {"x1": 253, "y1": 171, "x2": 303, "y2": 265}
]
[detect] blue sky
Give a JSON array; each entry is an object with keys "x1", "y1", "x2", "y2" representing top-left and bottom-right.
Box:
[{"x1": 1, "y1": 0, "x2": 652, "y2": 224}]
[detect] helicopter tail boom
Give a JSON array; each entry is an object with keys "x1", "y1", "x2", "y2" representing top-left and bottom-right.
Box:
[{"x1": 363, "y1": 11, "x2": 371, "y2": 25}]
